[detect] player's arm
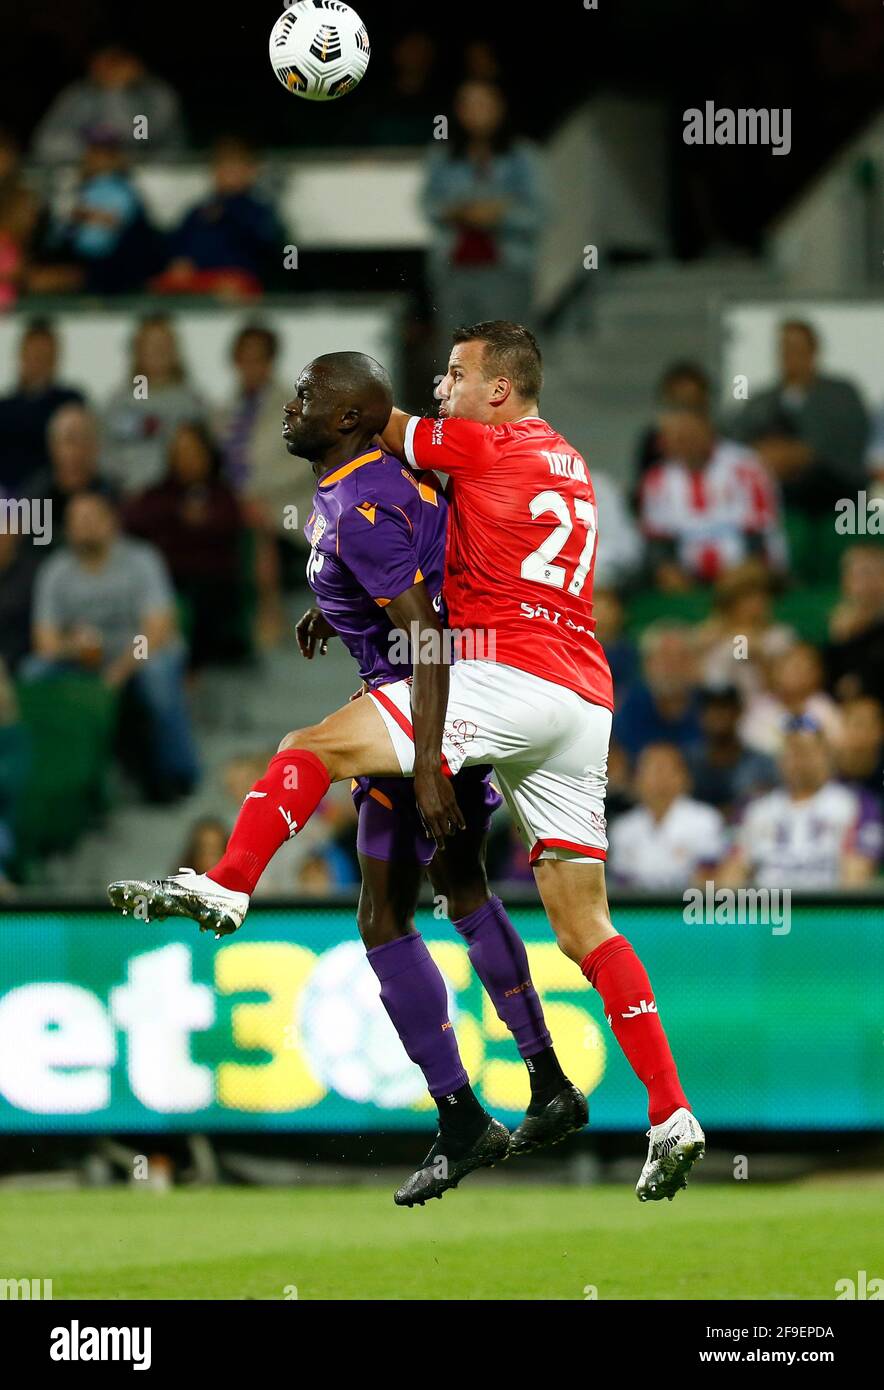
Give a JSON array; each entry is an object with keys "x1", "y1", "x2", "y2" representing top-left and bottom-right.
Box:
[
  {"x1": 336, "y1": 499, "x2": 465, "y2": 845},
  {"x1": 385, "y1": 581, "x2": 465, "y2": 849},
  {"x1": 377, "y1": 408, "x2": 411, "y2": 460},
  {"x1": 379, "y1": 410, "x2": 495, "y2": 477}
]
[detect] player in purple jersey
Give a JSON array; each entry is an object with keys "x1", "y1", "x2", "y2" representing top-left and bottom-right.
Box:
[
  {"x1": 110, "y1": 351, "x2": 587, "y2": 1205},
  {"x1": 291, "y1": 354, "x2": 585, "y2": 1204}
]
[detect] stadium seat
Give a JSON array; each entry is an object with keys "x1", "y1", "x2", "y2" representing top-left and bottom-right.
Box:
[
  {"x1": 772, "y1": 586, "x2": 841, "y2": 645},
  {"x1": 624, "y1": 590, "x2": 713, "y2": 633},
  {"x1": 13, "y1": 676, "x2": 120, "y2": 873}
]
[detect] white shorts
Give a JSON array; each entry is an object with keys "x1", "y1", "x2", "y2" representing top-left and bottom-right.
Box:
[{"x1": 369, "y1": 660, "x2": 612, "y2": 863}]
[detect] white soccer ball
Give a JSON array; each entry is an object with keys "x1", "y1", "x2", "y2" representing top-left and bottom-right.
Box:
[
  {"x1": 298, "y1": 942, "x2": 458, "y2": 1110},
  {"x1": 269, "y1": 1, "x2": 370, "y2": 102}
]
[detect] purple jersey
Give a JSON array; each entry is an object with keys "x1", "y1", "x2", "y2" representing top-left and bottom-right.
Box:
[{"x1": 304, "y1": 446, "x2": 447, "y2": 688}]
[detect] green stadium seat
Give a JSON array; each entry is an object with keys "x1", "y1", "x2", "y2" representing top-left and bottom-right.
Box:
[
  {"x1": 13, "y1": 676, "x2": 120, "y2": 873},
  {"x1": 772, "y1": 586, "x2": 840, "y2": 645},
  {"x1": 624, "y1": 590, "x2": 713, "y2": 634}
]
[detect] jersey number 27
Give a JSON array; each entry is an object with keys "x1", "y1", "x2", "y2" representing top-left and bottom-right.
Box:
[{"x1": 519, "y1": 491, "x2": 598, "y2": 597}]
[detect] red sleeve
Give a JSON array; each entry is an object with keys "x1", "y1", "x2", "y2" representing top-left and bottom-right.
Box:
[{"x1": 403, "y1": 414, "x2": 496, "y2": 477}]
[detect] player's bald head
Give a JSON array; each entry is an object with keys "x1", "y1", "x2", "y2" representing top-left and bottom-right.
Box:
[
  {"x1": 305, "y1": 351, "x2": 393, "y2": 435},
  {"x1": 283, "y1": 351, "x2": 394, "y2": 463}
]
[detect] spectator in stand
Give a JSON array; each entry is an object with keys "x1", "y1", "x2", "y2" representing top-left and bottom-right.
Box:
[
  {"x1": 157, "y1": 138, "x2": 284, "y2": 299},
  {"x1": 607, "y1": 743, "x2": 727, "y2": 890},
  {"x1": 423, "y1": 80, "x2": 546, "y2": 333},
  {"x1": 825, "y1": 545, "x2": 884, "y2": 701},
  {"x1": 718, "y1": 717, "x2": 882, "y2": 889},
  {"x1": 103, "y1": 315, "x2": 206, "y2": 495},
  {"x1": 217, "y1": 324, "x2": 312, "y2": 544},
  {"x1": 686, "y1": 684, "x2": 778, "y2": 820},
  {"x1": 613, "y1": 622, "x2": 702, "y2": 763},
  {"x1": 31, "y1": 42, "x2": 186, "y2": 164},
  {"x1": 741, "y1": 640, "x2": 842, "y2": 758},
  {"x1": 696, "y1": 560, "x2": 796, "y2": 703},
  {"x1": 0, "y1": 660, "x2": 31, "y2": 888},
  {"x1": 0, "y1": 320, "x2": 84, "y2": 496},
  {"x1": 27, "y1": 492, "x2": 198, "y2": 802},
  {"x1": 178, "y1": 817, "x2": 230, "y2": 877},
  {"x1": 217, "y1": 323, "x2": 307, "y2": 643},
  {"x1": 35, "y1": 403, "x2": 117, "y2": 539},
  {"x1": 462, "y1": 39, "x2": 503, "y2": 83},
  {"x1": 0, "y1": 129, "x2": 44, "y2": 309},
  {"x1": 591, "y1": 470, "x2": 643, "y2": 590},
  {"x1": 43, "y1": 128, "x2": 164, "y2": 295},
  {"x1": 833, "y1": 695, "x2": 884, "y2": 801},
  {"x1": 364, "y1": 32, "x2": 443, "y2": 146},
  {"x1": 0, "y1": 517, "x2": 42, "y2": 674},
  {"x1": 123, "y1": 422, "x2": 247, "y2": 669},
  {"x1": 641, "y1": 406, "x2": 786, "y2": 589},
  {"x1": 633, "y1": 361, "x2": 711, "y2": 485},
  {"x1": 730, "y1": 319, "x2": 870, "y2": 512}
]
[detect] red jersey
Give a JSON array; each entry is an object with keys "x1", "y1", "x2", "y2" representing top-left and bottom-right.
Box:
[{"x1": 404, "y1": 414, "x2": 613, "y2": 710}]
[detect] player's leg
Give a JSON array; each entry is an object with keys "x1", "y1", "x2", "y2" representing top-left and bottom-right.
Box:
[
  {"x1": 354, "y1": 781, "x2": 508, "y2": 1205},
  {"x1": 109, "y1": 690, "x2": 401, "y2": 934},
  {"x1": 498, "y1": 711, "x2": 705, "y2": 1203},
  {"x1": 349, "y1": 661, "x2": 704, "y2": 1198},
  {"x1": 428, "y1": 816, "x2": 588, "y2": 1153},
  {"x1": 532, "y1": 855, "x2": 704, "y2": 1200}
]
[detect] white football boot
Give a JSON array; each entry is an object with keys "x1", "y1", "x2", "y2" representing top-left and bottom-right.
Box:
[
  {"x1": 108, "y1": 868, "x2": 249, "y2": 938},
  {"x1": 636, "y1": 1107, "x2": 705, "y2": 1202}
]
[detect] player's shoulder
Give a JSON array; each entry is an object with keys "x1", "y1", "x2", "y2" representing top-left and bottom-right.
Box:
[
  {"x1": 494, "y1": 418, "x2": 592, "y2": 479},
  {"x1": 491, "y1": 417, "x2": 563, "y2": 447},
  {"x1": 345, "y1": 453, "x2": 445, "y2": 513}
]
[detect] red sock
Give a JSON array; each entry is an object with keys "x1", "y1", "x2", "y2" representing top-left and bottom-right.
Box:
[
  {"x1": 581, "y1": 935, "x2": 689, "y2": 1127},
  {"x1": 208, "y1": 748, "x2": 330, "y2": 895}
]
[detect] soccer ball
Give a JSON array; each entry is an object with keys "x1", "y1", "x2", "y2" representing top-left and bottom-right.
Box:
[
  {"x1": 269, "y1": 1, "x2": 370, "y2": 102},
  {"x1": 298, "y1": 942, "x2": 459, "y2": 1110}
]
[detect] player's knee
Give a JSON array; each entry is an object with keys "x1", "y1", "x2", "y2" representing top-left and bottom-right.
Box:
[
  {"x1": 356, "y1": 897, "x2": 375, "y2": 946},
  {"x1": 442, "y1": 881, "x2": 489, "y2": 922},
  {"x1": 277, "y1": 724, "x2": 336, "y2": 774},
  {"x1": 357, "y1": 904, "x2": 412, "y2": 950},
  {"x1": 553, "y1": 927, "x2": 586, "y2": 964},
  {"x1": 278, "y1": 724, "x2": 316, "y2": 754},
  {"x1": 551, "y1": 912, "x2": 613, "y2": 964}
]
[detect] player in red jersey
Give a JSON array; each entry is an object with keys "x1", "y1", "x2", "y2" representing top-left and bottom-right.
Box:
[{"x1": 109, "y1": 328, "x2": 704, "y2": 1202}]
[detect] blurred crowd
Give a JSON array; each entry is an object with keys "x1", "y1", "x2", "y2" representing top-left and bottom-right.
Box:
[
  {"x1": 0, "y1": 311, "x2": 319, "y2": 884},
  {"x1": 1, "y1": 31, "x2": 883, "y2": 897},
  {"x1": 1, "y1": 309, "x2": 882, "y2": 896},
  {"x1": 0, "y1": 36, "x2": 543, "y2": 334}
]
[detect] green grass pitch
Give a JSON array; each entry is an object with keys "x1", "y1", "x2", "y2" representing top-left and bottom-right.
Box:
[{"x1": 2, "y1": 1179, "x2": 880, "y2": 1300}]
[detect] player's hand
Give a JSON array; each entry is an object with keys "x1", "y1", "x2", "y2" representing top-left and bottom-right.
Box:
[
  {"x1": 296, "y1": 607, "x2": 335, "y2": 658},
  {"x1": 414, "y1": 766, "x2": 466, "y2": 851}
]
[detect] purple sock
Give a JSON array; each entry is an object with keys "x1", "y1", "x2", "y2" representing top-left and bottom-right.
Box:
[
  {"x1": 453, "y1": 896, "x2": 552, "y2": 1059},
  {"x1": 366, "y1": 933, "x2": 469, "y2": 1098}
]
